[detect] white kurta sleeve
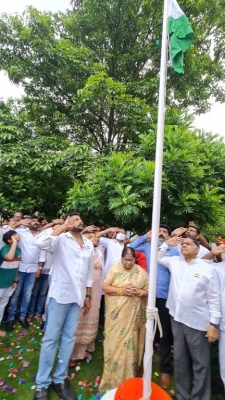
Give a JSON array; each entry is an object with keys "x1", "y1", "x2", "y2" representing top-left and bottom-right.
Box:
[
  {"x1": 208, "y1": 267, "x2": 222, "y2": 325},
  {"x1": 35, "y1": 231, "x2": 59, "y2": 253}
]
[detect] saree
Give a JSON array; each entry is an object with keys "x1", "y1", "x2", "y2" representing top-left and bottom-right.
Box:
[
  {"x1": 99, "y1": 262, "x2": 149, "y2": 392},
  {"x1": 70, "y1": 249, "x2": 103, "y2": 360}
]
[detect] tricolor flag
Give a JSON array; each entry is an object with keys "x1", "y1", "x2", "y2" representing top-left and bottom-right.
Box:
[{"x1": 168, "y1": 0, "x2": 194, "y2": 74}]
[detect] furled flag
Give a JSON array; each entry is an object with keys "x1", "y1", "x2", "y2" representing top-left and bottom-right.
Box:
[{"x1": 168, "y1": 0, "x2": 194, "y2": 74}]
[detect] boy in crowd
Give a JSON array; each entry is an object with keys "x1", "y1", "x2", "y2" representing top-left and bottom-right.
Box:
[{"x1": 0, "y1": 230, "x2": 21, "y2": 336}]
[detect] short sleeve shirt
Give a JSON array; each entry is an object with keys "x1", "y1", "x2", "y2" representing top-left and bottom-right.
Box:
[{"x1": 0, "y1": 245, "x2": 21, "y2": 288}]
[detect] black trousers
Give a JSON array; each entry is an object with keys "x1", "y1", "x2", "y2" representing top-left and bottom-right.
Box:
[{"x1": 155, "y1": 297, "x2": 173, "y2": 374}]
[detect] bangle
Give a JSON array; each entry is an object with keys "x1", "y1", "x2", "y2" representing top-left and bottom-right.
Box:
[
  {"x1": 138, "y1": 289, "x2": 143, "y2": 297},
  {"x1": 14, "y1": 280, "x2": 18, "y2": 283},
  {"x1": 38, "y1": 267, "x2": 43, "y2": 270},
  {"x1": 117, "y1": 288, "x2": 123, "y2": 296}
]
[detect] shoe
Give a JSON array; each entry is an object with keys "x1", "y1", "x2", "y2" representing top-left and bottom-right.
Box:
[
  {"x1": 51, "y1": 379, "x2": 76, "y2": 400},
  {"x1": 33, "y1": 388, "x2": 49, "y2": 400},
  {"x1": 160, "y1": 372, "x2": 171, "y2": 389},
  {"x1": 5, "y1": 321, "x2": 14, "y2": 332},
  {"x1": 18, "y1": 318, "x2": 30, "y2": 328}
]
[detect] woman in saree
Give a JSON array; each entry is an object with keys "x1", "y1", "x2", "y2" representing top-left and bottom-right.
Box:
[
  {"x1": 69, "y1": 232, "x2": 104, "y2": 363},
  {"x1": 99, "y1": 247, "x2": 149, "y2": 392}
]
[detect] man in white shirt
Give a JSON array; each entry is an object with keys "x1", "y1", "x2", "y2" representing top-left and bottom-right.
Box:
[
  {"x1": 215, "y1": 262, "x2": 225, "y2": 392},
  {"x1": 158, "y1": 236, "x2": 222, "y2": 400},
  {"x1": 33, "y1": 213, "x2": 94, "y2": 400},
  {"x1": 6, "y1": 216, "x2": 46, "y2": 331}
]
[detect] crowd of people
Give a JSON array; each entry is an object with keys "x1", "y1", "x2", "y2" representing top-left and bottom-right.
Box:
[{"x1": 0, "y1": 211, "x2": 225, "y2": 400}]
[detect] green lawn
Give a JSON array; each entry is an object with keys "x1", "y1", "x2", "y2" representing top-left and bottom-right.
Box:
[{"x1": 0, "y1": 321, "x2": 223, "y2": 399}]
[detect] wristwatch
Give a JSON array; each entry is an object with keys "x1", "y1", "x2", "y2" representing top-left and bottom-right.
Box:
[
  {"x1": 86, "y1": 294, "x2": 92, "y2": 299},
  {"x1": 210, "y1": 322, "x2": 219, "y2": 329}
]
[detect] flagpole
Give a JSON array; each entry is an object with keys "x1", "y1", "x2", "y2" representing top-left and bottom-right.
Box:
[{"x1": 143, "y1": 0, "x2": 170, "y2": 398}]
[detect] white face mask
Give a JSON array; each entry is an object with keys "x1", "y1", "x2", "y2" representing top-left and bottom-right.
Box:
[{"x1": 116, "y1": 233, "x2": 125, "y2": 241}]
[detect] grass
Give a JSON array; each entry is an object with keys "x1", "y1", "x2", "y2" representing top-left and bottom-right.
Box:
[{"x1": 0, "y1": 321, "x2": 224, "y2": 399}]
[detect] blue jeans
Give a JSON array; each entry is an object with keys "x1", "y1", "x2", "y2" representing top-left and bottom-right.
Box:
[
  {"x1": 7, "y1": 271, "x2": 36, "y2": 321},
  {"x1": 27, "y1": 274, "x2": 49, "y2": 317},
  {"x1": 36, "y1": 297, "x2": 81, "y2": 389}
]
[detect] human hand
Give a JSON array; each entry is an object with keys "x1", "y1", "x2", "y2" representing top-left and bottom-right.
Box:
[
  {"x1": 171, "y1": 227, "x2": 187, "y2": 237},
  {"x1": 146, "y1": 230, "x2": 152, "y2": 239},
  {"x1": 129, "y1": 285, "x2": 141, "y2": 296},
  {"x1": 211, "y1": 245, "x2": 225, "y2": 256},
  {"x1": 63, "y1": 216, "x2": 77, "y2": 230},
  {"x1": 83, "y1": 298, "x2": 91, "y2": 315},
  {"x1": 35, "y1": 268, "x2": 42, "y2": 279},
  {"x1": 19, "y1": 218, "x2": 32, "y2": 227},
  {"x1": 82, "y1": 225, "x2": 98, "y2": 234},
  {"x1": 11, "y1": 235, "x2": 18, "y2": 244},
  {"x1": 122, "y1": 284, "x2": 134, "y2": 296},
  {"x1": 12, "y1": 282, "x2": 17, "y2": 290},
  {"x1": 51, "y1": 219, "x2": 64, "y2": 226},
  {"x1": 205, "y1": 325, "x2": 219, "y2": 342},
  {"x1": 166, "y1": 236, "x2": 183, "y2": 247},
  {"x1": 109, "y1": 227, "x2": 120, "y2": 233}
]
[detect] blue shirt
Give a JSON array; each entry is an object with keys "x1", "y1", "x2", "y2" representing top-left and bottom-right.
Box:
[{"x1": 130, "y1": 234, "x2": 179, "y2": 299}]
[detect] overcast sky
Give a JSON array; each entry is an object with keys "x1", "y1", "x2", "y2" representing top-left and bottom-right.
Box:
[{"x1": 0, "y1": 0, "x2": 224, "y2": 138}]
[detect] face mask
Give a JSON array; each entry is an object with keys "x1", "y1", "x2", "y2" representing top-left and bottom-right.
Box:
[{"x1": 116, "y1": 233, "x2": 126, "y2": 241}]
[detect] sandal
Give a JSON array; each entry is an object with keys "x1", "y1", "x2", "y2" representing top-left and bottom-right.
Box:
[
  {"x1": 84, "y1": 351, "x2": 92, "y2": 361},
  {"x1": 69, "y1": 359, "x2": 76, "y2": 368}
]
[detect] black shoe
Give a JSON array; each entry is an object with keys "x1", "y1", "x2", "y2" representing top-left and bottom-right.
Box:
[
  {"x1": 5, "y1": 320, "x2": 14, "y2": 332},
  {"x1": 18, "y1": 318, "x2": 30, "y2": 328},
  {"x1": 51, "y1": 379, "x2": 76, "y2": 400},
  {"x1": 33, "y1": 388, "x2": 49, "y2": 400}
]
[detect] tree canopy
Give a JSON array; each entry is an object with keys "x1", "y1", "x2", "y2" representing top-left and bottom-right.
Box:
[
  {"x1": 65, "y1": 125, "x2": 225, "y2": 231},
  {"x1": 0, "y1": 0, "x2": 224, "y2": 151},
  {"x1": 0, "y1": 1, "x2": 225, "y2": 231}
]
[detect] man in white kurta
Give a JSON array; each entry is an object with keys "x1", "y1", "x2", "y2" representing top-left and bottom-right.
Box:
[
  {"x1": 33, "y1": 214, "x2": 94, "y2": 400},
  {"x1": 158, "y1": 236, "x2": 221, "y2": 400}
]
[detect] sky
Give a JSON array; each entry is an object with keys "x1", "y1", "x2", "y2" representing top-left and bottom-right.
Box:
[{"x1": 0, "y1": 0, "x2": 224, "y2": 139}]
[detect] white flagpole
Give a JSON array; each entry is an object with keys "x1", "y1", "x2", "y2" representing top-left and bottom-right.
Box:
[{"x1": 143, "y1": 0, "x2": 170, "y2": 398}]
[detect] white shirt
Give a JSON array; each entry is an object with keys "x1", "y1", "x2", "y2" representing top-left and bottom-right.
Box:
[
  {"x1": 16, "y1": 228, "x2": 46, "y2": 273},
  {"x1": 158, "y1": 243, "x2": 221, "y2": 331},
  {"x1": 99, "y1": 237, "x2": 124, "y2": 278},
  {"x1": 35, "y1": 232, "x2": 94, "y2": 306},
  {"x1": 215, "y1": 262, "x2": 225, "y2": 331},
  {"x1": 177, "y1": 243, "x2": 210, "y2": 258}
]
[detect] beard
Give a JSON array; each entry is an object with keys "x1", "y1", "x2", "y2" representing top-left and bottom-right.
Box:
[
  {"x1": 29, "y1": 224, "x2": 39, "y2": 230},
  {"x1": 70, "y1": 224, "x2": 84, "y2": 232}
]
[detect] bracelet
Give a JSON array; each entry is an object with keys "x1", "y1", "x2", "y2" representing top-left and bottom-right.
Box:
[
  {"x1": 117, "y1": 288, "x2": 123, "y2": 296},
  {"x1": 138, "y1": 289, "x2": 143, "y2": 297},
  {"x1": 14, "y1": 280, "x2": 18, "y2": 283},
  {"x1": 38, "y1": 267, "x2": 43, "y2": 270}
]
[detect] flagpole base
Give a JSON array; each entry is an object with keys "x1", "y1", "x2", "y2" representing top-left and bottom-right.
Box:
[{"x1": 101, "y1": 378, "x2": 172, "y2": 400}]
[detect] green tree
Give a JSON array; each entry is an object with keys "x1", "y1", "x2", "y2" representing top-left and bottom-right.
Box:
[
  {"x1": 0, "y1": 101, "x2": 74, "y2": 218},
  {"x1": 0, "y1": 1, "x2": 224, "y2": 151},
  {"x1": 66, "y1": 123, "x2": 225, "y2": 231}
]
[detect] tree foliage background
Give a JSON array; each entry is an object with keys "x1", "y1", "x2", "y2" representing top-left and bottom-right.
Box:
[{"x1": 0, "y1": 0, "x2": 225, "y2": 233}]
